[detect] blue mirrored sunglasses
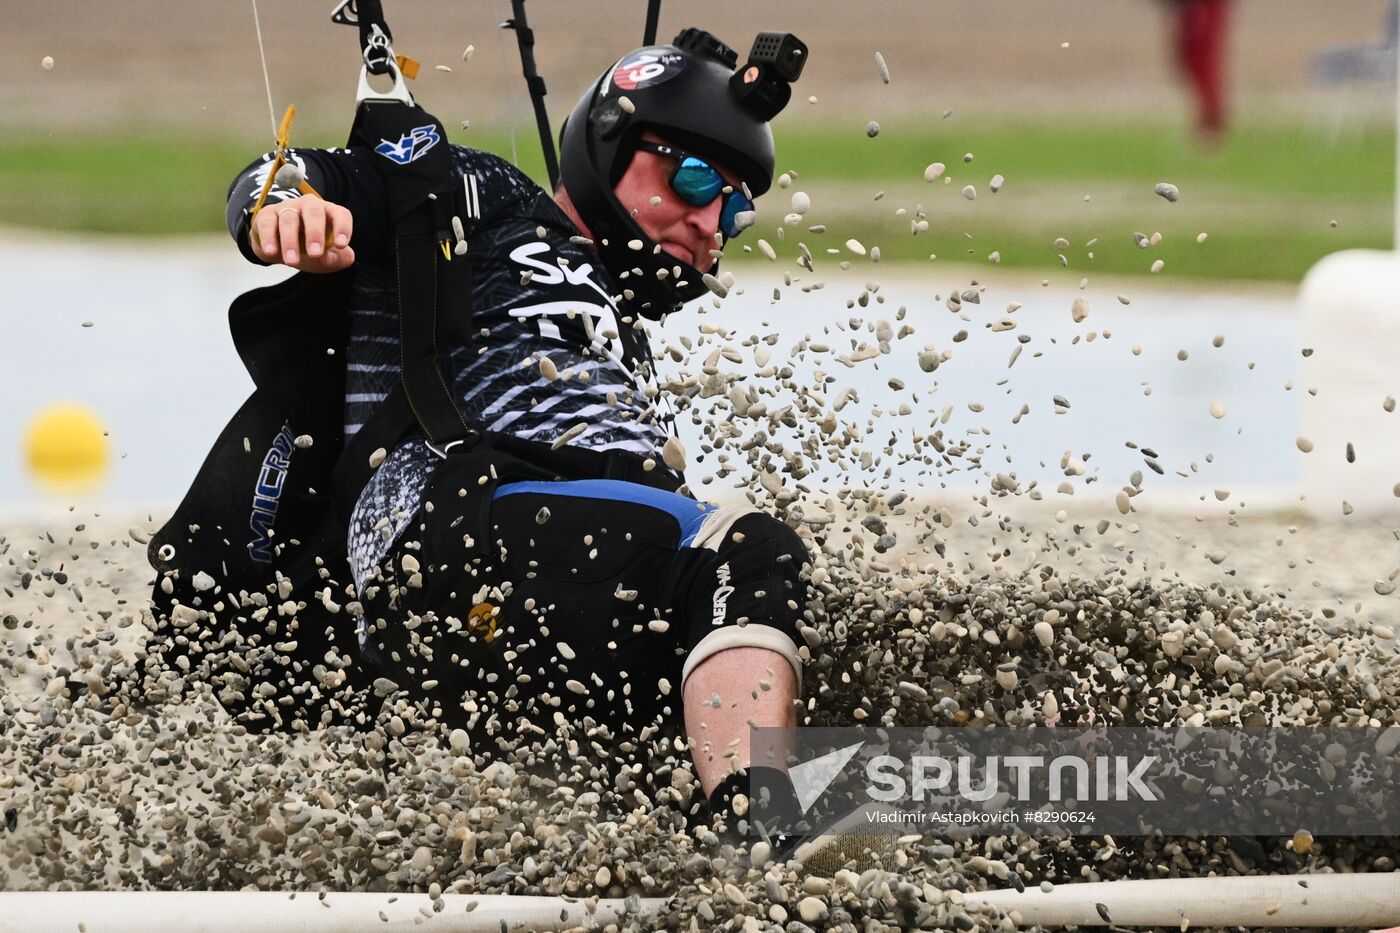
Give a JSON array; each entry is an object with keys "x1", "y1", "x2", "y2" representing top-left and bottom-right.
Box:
[{"x1": 634, "y1": 141, "x2": 754, "y2": 239}]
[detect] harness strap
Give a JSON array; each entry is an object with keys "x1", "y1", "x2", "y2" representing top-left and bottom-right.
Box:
[
  {"x1": 346, "y1": 95, "x2": 478, "y2": 451},
  {"x1": 351, "y1": 0, "x2": 395, "y2": 73},
  {"x1": 393, "y1": 219, "x2": 473, "y2": 446}
]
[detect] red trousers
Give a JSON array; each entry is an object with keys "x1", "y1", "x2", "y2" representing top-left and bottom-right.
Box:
[{"x1": 1173, "y1": 0, "x2": 1231, "y2": 136}]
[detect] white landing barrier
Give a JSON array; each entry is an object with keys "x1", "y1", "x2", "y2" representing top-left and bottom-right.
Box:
[
  {"x1": 2, "y1": 874, "x2": 1397, "y2": 930},
  {"x1": 0, "y1": 892, "x2": 668, "y2": 932},
  {"x1": 1298, "y1": 248, "x2": 1400, "y2": 514},
  {"x1": 965, "y1": 871, "x2": 1400, "y2": 928}
]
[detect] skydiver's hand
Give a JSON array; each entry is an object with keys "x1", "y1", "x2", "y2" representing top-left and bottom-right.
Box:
[{"x1": 250, "y1": 197, "x2": 355, "y2": 273}]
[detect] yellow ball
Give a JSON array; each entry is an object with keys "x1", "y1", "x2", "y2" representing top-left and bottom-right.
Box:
[{"x1": 24, "y1": 403, "x2": 110, "y2": 490}]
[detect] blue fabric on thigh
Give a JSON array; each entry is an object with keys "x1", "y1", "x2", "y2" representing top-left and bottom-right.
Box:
[{"x1": 494, "y1": 479, "x2": 717, "y2": 548}]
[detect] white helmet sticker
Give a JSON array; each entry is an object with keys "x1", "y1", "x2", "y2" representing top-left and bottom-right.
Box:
[{"x1": 608, "y1": 50, "x2": 687, "y2": 93}]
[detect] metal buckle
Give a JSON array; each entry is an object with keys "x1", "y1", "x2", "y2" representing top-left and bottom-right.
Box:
[
  {"x1": 329, "y1": 0, "x2": 359, "y2": 26},
  {"x1": 357, "y1": 24, "x2": 413, "y2": 104},
  {"x1": 425, "y1": 438, "x2": 466, "y2": 459}
]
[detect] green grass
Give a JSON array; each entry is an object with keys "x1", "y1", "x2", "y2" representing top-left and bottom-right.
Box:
[
  {"x1": 731, "y1": 120, "x2": 1394, "y2": 281},
  {"x1": 774, "y1": 120, "x2": 1394, "y2": 200},
  {"x1": 736, "y1": 220, "x2": 1384, "y2": 284},
  {"x1": 1, "y1": 120, "x2": 1391, "y2": 282},
  {"x1": 0, "y1": 136, "x2": 246, "y2": 236},
  {"x1": 0, "y1": 129, "x2": 544, "y2": 236}
]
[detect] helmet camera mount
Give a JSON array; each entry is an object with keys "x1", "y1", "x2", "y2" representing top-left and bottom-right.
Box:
[{"x1": 730, "y1": 32, "x2": 809, "y2": 121}]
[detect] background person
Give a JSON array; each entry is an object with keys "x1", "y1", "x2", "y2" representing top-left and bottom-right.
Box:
[{"x1": 1164, "y1": 0, "x2": 1234, "y2": 142}]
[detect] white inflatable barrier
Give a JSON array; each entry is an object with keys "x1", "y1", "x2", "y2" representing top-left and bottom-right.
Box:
[
  {"x1": 1296, "y1": 18, "x2": 1400, "y2": 515},
  {"x1": 965, "y1": 872, "x2": 1400, "y2": 928},
  {"x1": 3, "y1": 875, "x2": 1396, "y2": 930},
  {"x1": 1298, "y1": 249, "x2": 1400, "y2": 514},
  {"x1": 0, "y1": 892, "x2": 668, "y2": 932}
]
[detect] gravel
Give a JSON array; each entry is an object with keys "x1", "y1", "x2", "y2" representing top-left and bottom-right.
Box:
[{"x1": 1, "y1": 490, "x2": 1394, "y2": 930}]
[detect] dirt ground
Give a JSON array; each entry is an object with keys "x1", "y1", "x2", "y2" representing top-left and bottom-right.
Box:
[{"x1": 5, "y1": 0, "x2": 1393, "y2": 136}]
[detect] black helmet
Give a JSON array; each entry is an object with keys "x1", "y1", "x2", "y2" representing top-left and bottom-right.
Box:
[{"x1": 559, "y1": 28, "x2": 805, "y2": 318}]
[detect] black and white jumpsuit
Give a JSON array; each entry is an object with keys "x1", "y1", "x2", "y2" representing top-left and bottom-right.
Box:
[{"x1": 228, "y1": 144, "x2": 808, "y2": 743}]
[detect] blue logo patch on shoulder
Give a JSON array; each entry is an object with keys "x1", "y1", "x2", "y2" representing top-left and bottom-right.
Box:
[{"x1": 375, "y1": 124, "x2": 441, "y2": 165}]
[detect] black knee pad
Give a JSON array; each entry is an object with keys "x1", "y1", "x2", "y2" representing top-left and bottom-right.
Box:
[{"x1": 680, "y1": 511, "x2": 810, "y2": 694}]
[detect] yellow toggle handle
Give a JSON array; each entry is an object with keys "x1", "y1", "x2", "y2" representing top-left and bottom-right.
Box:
[{"x1": 248, "y1": 105, "x2": 333, "y2": 255}]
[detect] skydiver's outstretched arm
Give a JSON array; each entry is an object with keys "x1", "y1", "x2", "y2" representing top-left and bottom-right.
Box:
[{"x1": 226, "y1": 147, "x2": 389, "y2": 273}]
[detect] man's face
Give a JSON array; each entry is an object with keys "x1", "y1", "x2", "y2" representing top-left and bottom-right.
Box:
[{"x1": 611, "y1": 132, "x2": 743, "y2": 275}]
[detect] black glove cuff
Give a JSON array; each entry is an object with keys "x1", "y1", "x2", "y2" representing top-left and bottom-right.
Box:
[{"x1": 707, "y1": 766, "x2": 798, "y2": 822}]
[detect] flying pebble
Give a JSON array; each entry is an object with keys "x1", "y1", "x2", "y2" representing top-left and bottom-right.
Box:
[
  {"x1": 662, "y1": 435, "x2": 687, "y2": 471},
  {"x1": 551, "y1": 422, "x2": 588, "y2": 449},
  {"x1": 1154, "y1": 182, "x2": 1180, "y2": 202},
  {"x1": 962, "y1": 185, "x2": 976, "y2": 200},
  {"x1": 874, "y1": 52, "x2": 891, "y2": 84},
  {"x1": 274, "y1": 163, "x2": 306, "y2": 188},
  {"x1": 989, "y1": 174, "x2": 1004, "y2": 193},
  {"x1": 702, "y1": 273, "x2": 729, "y2": 298},
  {"x1": 924, "y1": 162, "x2": 945, "y2": 182},
  {"x1": 41, "y1": 56, "x2": 54, "y2": 70},
  {"x1": 1209, "y1": 401, "x2": 1226, "y2": 419},
  {"x1": 865, "y1": 121, "x2": 880, "y2": 137}
]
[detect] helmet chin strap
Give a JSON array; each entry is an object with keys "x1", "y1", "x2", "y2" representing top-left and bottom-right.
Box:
[
  {"x1": 560, "y1": 119, "x2": 708, "y2": 318},
  {"x1": 602, "y1": 205, "x2": 705, "y2": 319}
]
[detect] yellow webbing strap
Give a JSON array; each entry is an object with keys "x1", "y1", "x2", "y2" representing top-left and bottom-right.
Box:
[{"x1": 249, "y1": 105, "x2": 329, "y2": 253}]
